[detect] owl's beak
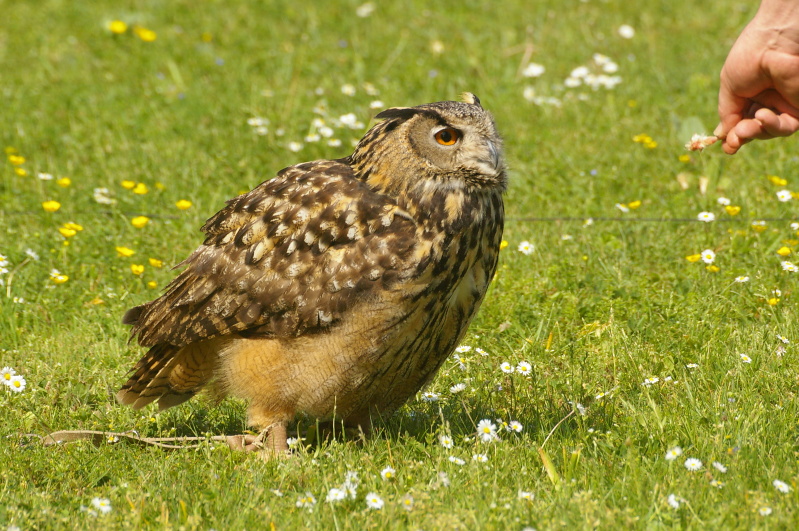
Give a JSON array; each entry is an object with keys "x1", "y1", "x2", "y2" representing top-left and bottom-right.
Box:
[{"x1": 487, "y1": 141, "x2": 502, "y2": 172}]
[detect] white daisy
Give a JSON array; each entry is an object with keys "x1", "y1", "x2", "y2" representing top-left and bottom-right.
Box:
[
  {"x1": 777, "y1": 334, "x2": 790, "y2": 344},
  {"x1": 340, "y1": 84, "x2": 356, "y2": 96},
  {"x1": 739, "y1": 353, "x2": 752, "y2": 363},
  {"x1": 473, "y1": 453, "x2": 489, "y2": 463},
  {"x1": 686, "y1": 363, "x2": 699, "y2": 369},
  {"x1": 421, "y1": 391, "x2": 440, "y2": 402},
  {"x1": 355, "y1": 2, "x2": 375, "y2": 17},
  {"x1": 518, "y1": 240, "x2": 534, "y2": 255},
  {"x1": 476, "y1": 419, "x2": 498, "y2": 443},
  {"x1": 777, "y1": 189, "x2": 793, "y2": 202},
  {"x1": 7, "y1": 375, "x2": 26, "y2": 393},
  {"x1": 450, "y1": 383, "x2": 466, "y2": 393},
  {"x1": 700, "y1": 249, "x2": 715, "y2": 264},
  {"x1": 287, "y1": 141, "x2": 303, "y2": 152},
  {"x1": 759, "y1": 507, "x2": 772, "y2": 516},
  {"x1": 247, "y1": 117, "x2": 269, "y2": 127},
  {"x1": 475, "y1": 347, "x2": 489, "y2": 356},
  {"x1": 734, "y1": 276, "x2": 750, "y2": 283},
  {"x1": 508, "y1": 421, "x2": 523, "y2": 433},
  {"x1": 712, "y1": 461, "x2": 728, "y2": 473},
  {"x1": 500, "y1": 362, "x2": 514, "y2": 374},
  {"x1": 717, "y1": 197, "x2": 731, "y2": 206},
  {"x1": 369, "y1": 100, "x2": 384, "y2": 109},
  {"x1": 91, "y1": 497, "x2": 112, "y2": 515},
  {"x1": 296, "y1": 492, "x2": 316, "y2": 510},
  {"x1": 618, "y1": 24, "x2": 635, "y2": 39},
  {"x1": 665, "y1": 446, "x2": 683, "y2": 461},
  {"x1": 448, "y1": 456, "x2": 465, "y2": 465},
  {"x1": 365, "y1": 492, "x2": 384, "y2": 510},
  {"x1": 667, "y1": 494, "x2": 681, "y2": 509},
  {"x1": 326, "y1": 487, "x2": 346, "y2": 502},
  {"x1": 522, "y1": 62, "x2": 546, "y2": 78},
  {"x1": 455, "y1": 345, "x2": 471, "y2": 353},
  {"x1": 380, "y1": 466, "x2": 395, "y2": 480},
  {"x1": 439, "y1": 434, "x2": 453, "y2": 449},
  {"x1": 516, "y1": 361, "x2": 532, "y2": 375},
  {"x1": 697, "y1": 211, "x2": 715, "y2": 222},
  {"x1": 1, "y1": 367, "x2": 16, "y2": 385},
  {"x1": 781, "y1": 261, "x2": 798, "y2": 272},
  {"x1": 773, "y1": 479, "x2": 792, "y2": 493},
  {"x1": 684, "y1": 458, "x2": 702, "y2": 471},
  {"x1": 518, "y1": 490, "x2": 534, "y2": 501}
]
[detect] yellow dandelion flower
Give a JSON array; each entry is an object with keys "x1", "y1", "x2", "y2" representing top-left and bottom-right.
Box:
[
  {"x1": 155, "y1": 182, "x2": 165, "y2": 190},
  {"x1": 42, "y1": 200, "x2": 61, "y2": 212},
  {"x1": 499, "y1": 240, "x2": 509, "y2": 251},
  {"x1": 88, "y1": 297, "x2": 105, "y2": 305},
  {"x1": 131, "y1": 216, "x2": 150, "y2": 228},
  {"x1": 678, "y1": 154, "x2": 691, "y2": 163},
  {"x1": 7, "y1": 155, "x2": 25, "y2": 165},
  {"x1": 685, "y1": 254, "x2": 701, "y2": 263},
  {"x1": 724, "y1": 205, "x2": 741, "y2": 216},
  {"x1": 50, "y1": 269, "x2": 69, "y2": 284},
  {"x1": 633, "y1": 134, "x2": 652, "y2": 143},
  {"x1": 121, "y1": 180, "x2": 136, "y2": 190},
  {"x1": 768, "y1": 175, "x2": 788, "y2": 186},
  {"x1": 777, "y1": 246, "x2": 791, "y2": 257},
  {"x1": 767, "y1": 297, "x2": 780, "y2": 306},
  {"x1": 132, "y1": 182, "x2": 148, "y2": 195},
  {"x1": 706, "y1": 265, "x2": 720, "y2": 272},
  {"x1": 58, "y1": 227, "x2": 77, "y2": 238},
  {"x1": 147, "y1": 281, "x2": 158, "y2": 289},
  {"x1": 14, "y1": 167, "x2": 27, "y2": 176},
  {"x1": 752, "y1": 220, "x2": 768, "y2": 233},
  {"x1": 63, "y1": 222, "x2": 83, "y2": 232},
  {"x1": 115, "y1": 246, "x2": 135, "y2": 257},
  {"x1": 783, "y1": 239, "x2": 799, "y2": 246},
  {"x1": 131, "y1": 264, "x2": 145, "y2": 275},
  {"x1": 627, "y1": 100, "x2": 637, "y2": 108},
  {"x1": 148, "y1": 257, "x2": 163, "y2": 268},
  {"x1": 57, "y1": 177, "x2": 71, "y2": 187},
  {"x1": 627, "y1": 200, "x2": 642, "y2": 210},
  {"x1": 645, "y1": 140, "x2": 658, "y2": 149},
  {"x1": 133, "y1": 26, "x2": 157, "y2": 42},
  {"x1": 4, "y1": 147, "x2": 18, "y2": 155},
  {"x1": 175, "y1": 199, "x2": 192, "y2": 210},
  {"x1": 108, "y1": 20, "x2": 128, "y2": 34}
]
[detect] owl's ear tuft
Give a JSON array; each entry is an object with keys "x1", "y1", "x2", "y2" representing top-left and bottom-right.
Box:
[
  {"x1": 374, "y1": 107, "x2": 422, "y2": 122},
  {"x1": 460, "y1": 92, "x2": 482, "y2": 108}
]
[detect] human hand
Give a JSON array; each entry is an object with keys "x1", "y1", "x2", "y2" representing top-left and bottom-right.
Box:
[{"x1": 716, "y1": 5, "x2": 799, "y2": 154}]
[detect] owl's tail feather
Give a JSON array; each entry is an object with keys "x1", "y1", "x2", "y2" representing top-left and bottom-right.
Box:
[{"x1": 117, "y1": 340, "x2": 218, "y2": 411}]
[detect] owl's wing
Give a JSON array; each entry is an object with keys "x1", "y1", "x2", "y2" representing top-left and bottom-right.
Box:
[{"x1": 124, "y1": 160, "x2": 419, "y2": 348}]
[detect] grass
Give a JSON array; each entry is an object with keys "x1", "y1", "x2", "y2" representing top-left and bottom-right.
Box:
[{"x1": 1, "y1": 0, "x2": 798, "y2": 528}]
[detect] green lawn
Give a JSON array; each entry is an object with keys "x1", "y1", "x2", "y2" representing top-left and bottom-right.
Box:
[{"x1": 2, "y1": 0, "x2": 798, "y2": 529}]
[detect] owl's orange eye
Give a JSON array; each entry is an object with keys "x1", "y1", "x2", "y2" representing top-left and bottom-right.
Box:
[{"x1": 434, "y1": 127, "x2": 461, "y2": 146}]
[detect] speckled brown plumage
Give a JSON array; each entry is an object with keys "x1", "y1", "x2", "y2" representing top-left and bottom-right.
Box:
[{"x1": 117, "y1": 93, "x2": 506, "y2": 454}]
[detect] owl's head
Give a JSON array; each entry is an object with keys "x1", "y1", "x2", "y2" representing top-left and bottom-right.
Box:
[{"x1": 349, "y1": 93, "x2": 506, "y2": 197}]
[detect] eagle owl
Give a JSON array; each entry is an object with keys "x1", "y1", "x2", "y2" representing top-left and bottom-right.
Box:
[{"x1": 118, "y1": 93, "x2": 506, "y2": 454}]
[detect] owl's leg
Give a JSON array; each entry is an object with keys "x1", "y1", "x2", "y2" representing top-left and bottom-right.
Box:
[
  {"x1": 246, "y1": 405, "x2": 292, "y2": 459},
  {"x1": 258, "y1": 421, "x2": 288, "y2": 458},
  {"x1": 309, "y1": 414, "x2": 372, "y2": 445}
]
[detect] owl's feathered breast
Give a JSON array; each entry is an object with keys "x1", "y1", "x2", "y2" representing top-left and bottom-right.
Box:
[{"x1": 125, "y1": 159, "x2": 421, "y2": 347}]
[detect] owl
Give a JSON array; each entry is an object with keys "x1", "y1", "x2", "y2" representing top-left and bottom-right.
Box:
[{"x1": 117, "y1": 93, "x2": 506, "y2": 455}]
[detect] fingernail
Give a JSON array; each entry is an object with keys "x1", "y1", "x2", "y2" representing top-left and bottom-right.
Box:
[{"x1": 713, "y1": 124, "x2": 722, "y2": 137}]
